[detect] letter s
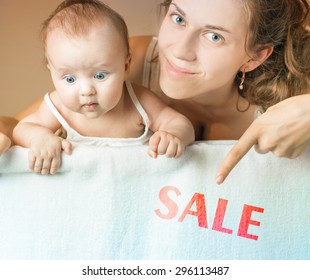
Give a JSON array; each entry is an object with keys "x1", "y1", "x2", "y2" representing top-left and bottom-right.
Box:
[{"x1": 154, "y1": 186, "x2": 181, "y2": 219}]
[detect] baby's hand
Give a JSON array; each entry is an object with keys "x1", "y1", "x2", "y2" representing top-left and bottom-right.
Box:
[
  {"x1": 28, "y1": 134, "x2": 72, "y2": 175},
  {"x1": 148, "y1": 131, "x2": 184, "y2": 159},
  {"x1": 0, "y1": 132, "x2": 11, "y2": 156}
]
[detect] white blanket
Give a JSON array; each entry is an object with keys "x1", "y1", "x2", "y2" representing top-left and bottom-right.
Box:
[{"x1": 0, "y1": 142, "x2": 309, "y2": 260}]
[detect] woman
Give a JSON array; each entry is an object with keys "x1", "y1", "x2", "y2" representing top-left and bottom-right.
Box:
[
  {"x1": 0, "y1": 116, "x2": 17, "y2": 156},
  {"x1": 1, "y1": 0, "x2": 310, "y2": 183},
  {"x1": 130, "y1": 0, "x2": 310, "y2": 184}
]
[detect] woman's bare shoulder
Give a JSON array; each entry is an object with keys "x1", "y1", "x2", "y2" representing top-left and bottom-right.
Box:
[
  {"x1": 128, "y1": 36, "x2": 154, "y2": 85},
  {"x1": 14, "y1": 97, "x2": 44, "y2": 120}
]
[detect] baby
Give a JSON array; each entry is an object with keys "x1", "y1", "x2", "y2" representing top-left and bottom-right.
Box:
[{"x1": 13, "y1": 0, "x2": 194, "y2": 175}]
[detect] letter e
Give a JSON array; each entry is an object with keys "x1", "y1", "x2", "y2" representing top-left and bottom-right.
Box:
[{"x1": 238, "y1": 204, "x2": 264, "y2": 240}]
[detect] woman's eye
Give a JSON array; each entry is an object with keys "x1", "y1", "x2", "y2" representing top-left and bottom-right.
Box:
[
  {"x1": 95, "y1": 72, "x2": 107, "y2": 80},
  {"x1": 206, "y1": 32, "x2": 223, "y2": 43},
  {"x1": 171, "y1": 14, "x2": 185, "y2": 25},
  {"x1": 65, "y1": 76, "x2": 76, "y2": 84}
]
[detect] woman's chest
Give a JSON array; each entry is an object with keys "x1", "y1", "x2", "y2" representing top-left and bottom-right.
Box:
[{"x1": 170, "y1": 100, "x2": 255, "y2": 141}]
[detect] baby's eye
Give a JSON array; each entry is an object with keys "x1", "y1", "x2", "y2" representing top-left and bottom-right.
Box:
[
  {"x1": 206, "y1": 32, "x2": 223, "y2": 43},
  {"x1": 171, "y1": 14, "x2": 185, "y2": 26},
  {"x1": 95, "y1": 72, "x2": 107, "y2": 80},
  {"x1": 64, "y1": 76, "x2": 76, "y2": 84}
]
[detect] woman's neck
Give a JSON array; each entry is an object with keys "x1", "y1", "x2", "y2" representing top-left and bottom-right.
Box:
[
  {"x1": 170, "y1": 86, "x2": 255, "y2": 140},
  {"x1": 191, "y1": 85, "x2": 243, "y2": 119}
]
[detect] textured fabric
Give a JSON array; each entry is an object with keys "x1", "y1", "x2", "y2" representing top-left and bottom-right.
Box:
[{"x1": 0, "y1": 142, "x2": 309, "y2": 259}]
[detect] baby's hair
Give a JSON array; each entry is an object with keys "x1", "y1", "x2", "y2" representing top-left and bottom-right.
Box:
[
  {"x1": 160, "y1": 0, "x2": 310, "y2": 111},
  {"x1": 41, "y1": 0, "x2": 129, "y2": 55}
]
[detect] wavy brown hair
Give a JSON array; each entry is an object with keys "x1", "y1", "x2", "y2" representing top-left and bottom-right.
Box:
[{"x1": 161, "y1": 0, "x2": 310, "y2": 111}]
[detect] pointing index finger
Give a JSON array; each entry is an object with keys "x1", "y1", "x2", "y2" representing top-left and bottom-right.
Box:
[{"x1": 215, "y1": 124, "x2": 259, "y2": 185}]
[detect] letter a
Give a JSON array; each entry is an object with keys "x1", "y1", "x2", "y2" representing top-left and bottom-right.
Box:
[{"x1": 178, "y1": 193, "x2": 208, "y2": 228}]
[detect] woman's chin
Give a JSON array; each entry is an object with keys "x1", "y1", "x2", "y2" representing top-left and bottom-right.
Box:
[{"x1": 160, "y1": 78, "x2": 193, "y2": 100}]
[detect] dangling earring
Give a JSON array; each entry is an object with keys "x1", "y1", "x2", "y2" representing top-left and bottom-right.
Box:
[
  {"x1": 239, "y1": 71, "x2": 245, "y2": 90},
  {"x1": 236, "y1": 70, "x2": 250, "y2": 112}
]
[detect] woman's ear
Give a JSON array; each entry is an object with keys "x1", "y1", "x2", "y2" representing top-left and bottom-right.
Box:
[{"x1": 241, "y1": 46, "x2": 274, "y2": 72}]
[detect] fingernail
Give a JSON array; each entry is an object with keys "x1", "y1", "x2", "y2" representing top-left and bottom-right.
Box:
[{"x1": 215, "y1": 175, "x2": 224, "y2": 185}]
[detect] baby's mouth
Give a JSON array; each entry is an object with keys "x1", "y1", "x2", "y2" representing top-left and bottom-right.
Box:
[{"x1": 83, "y1": 103, "x2": 98, "y2": 111}]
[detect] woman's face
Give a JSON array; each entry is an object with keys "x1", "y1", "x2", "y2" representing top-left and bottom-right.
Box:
[{"x1": 158, "y1": 0, "x2": 252, "y2": 105}]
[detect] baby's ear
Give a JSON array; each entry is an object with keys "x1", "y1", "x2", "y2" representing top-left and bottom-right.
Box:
[
  {"x1": 242, "y1": 45, "x2": 274, "y2": 72},
  {"x1": 124, "y1": 53, "x2": 132, "y2": 76}
]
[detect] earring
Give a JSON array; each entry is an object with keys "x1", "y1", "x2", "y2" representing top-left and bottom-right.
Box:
[{"x1": 239, "y1": 71, "x2": 245, "y2": 90}]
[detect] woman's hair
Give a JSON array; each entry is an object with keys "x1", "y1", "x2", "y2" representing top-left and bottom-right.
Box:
[
  {"x1": 241, "y1": 0, "x2": 310, "y2": 111},
  {"x1": 41, "y1": 0, "x2": 129, "y2": 55},
  {"x1": 161, "y1": 0, "x2": 310, "y2": 111}
]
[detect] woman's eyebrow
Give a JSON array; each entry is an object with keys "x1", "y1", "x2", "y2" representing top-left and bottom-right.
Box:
[
  {"x1": 170, "y1": 3, "x2": 231, "y2": 34},
  {"x1": 170, "y1": 3, "x2": 186, "y2": 17},
  {"x1": 205, "y1": 24, "x2": 231, "y2": 34}
]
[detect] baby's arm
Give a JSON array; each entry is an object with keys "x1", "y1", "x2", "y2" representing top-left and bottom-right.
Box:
[
  {"x1": 13, "y1": 101, "x2": 72, "y2": 175},
  {"x1": 0, "y1": 116, "x2": 18, "y2": 155},
  {"x1": 135, "y1": 84, "x2": 195, "y2": 158}
]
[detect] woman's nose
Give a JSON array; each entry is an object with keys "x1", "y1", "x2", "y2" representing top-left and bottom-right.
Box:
[{"x1": 172, "y1": 32, "x2": 197, "y2": 61}]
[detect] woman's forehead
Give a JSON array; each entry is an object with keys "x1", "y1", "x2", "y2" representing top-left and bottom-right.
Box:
[
  {"x1": 173, "y1": 0, "x2": 246, "y2": 25},
  {"x1": 170, "y1": 0, "x2": 249, "y2": 37}
]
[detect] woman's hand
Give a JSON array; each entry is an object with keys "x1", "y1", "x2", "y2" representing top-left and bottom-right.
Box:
[
  {"x1": 0, "y1": 132, "x2": 11, "y2": 156},
  {"x1": 216, "y1": 94, "x2": 310, "y2": 184}
]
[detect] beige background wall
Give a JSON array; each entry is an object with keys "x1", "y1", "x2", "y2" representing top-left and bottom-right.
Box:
[{"x1": 0, "y1": 0, "x2": 162, "y2": 116}]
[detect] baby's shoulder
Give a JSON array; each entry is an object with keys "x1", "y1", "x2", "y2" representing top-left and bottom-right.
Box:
[{"x1": 130, "y1": 83, "x2": 163, "y2": 105}]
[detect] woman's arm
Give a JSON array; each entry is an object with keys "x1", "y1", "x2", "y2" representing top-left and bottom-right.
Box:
[
  {"x1": 15, "y1": 97, "x2": 43, "y2": 121},
  {"x1": 0, "y1": 116, "x2": 19, "y2": 155},
  {"x1": 0, "y1": 97, "x2": 43, "y2": 154}
]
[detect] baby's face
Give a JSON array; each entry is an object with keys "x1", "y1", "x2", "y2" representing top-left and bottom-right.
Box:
[{"x1": 45, "y1": 24, "x2": 130, "y2": 119}]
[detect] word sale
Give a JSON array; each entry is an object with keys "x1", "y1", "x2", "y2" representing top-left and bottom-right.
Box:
[{"x1": 155, "y1": 186, "x2": 264, "y2": 240}]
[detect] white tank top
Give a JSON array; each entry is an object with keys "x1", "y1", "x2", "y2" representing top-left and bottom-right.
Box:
[{"x1": 44, "y1": 80, "x2": 150, "y2": 147}]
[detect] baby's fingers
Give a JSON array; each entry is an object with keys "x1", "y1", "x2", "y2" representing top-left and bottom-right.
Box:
[
  {"x1": 157, "y1": 136, "x2": 170, "y2": 156},
  {"x1": 165, "y1": 141, "x2": 184, "y2": 158},
  {"x1": 169, "y1": 142, "x2": 184, "y2": 158},
  {"x1": 61, "y1": 139, "x2": 72, "y2": 155},
  {"x1": 29, "y1": 156, "x2": 43, "y2": 174},
  {"x1": 148, "y1": 133, "x2": 161, "y2": 158},
  {"x1": 40, "y1": 159, "x2": 53, "y2": 175},
  {"x1": 28, "y1": 151, "x2": 59, "y2": 175},
  {"x1": 50, "y1": 157, "x2": 61, "y2": 175}
]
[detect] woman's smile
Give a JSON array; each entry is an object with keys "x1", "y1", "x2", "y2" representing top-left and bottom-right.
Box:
[{"x1": 164, "y1": 58, "x2": 197, "y2": 78}]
